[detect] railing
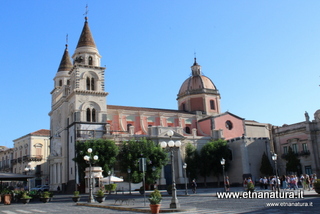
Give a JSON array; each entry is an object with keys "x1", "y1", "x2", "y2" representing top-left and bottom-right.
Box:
[{"x1": 281, "y1": 150, "x2": 310, "y2": 159}]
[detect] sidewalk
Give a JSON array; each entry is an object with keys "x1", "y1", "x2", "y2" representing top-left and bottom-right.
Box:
[{"x1": 76, "y1": 187, "x2": 319, "y2": 213}]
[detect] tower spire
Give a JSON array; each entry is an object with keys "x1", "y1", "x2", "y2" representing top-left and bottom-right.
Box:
[{"x1": 57, "y1": 43, "x2": 73, "y2": 72}]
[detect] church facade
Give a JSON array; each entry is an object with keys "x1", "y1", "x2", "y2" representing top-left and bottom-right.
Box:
[{"x1": 48, "y1": 17, "x2": 273, "y2": 192}]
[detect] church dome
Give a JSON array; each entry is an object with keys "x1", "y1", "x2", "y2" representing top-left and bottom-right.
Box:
[{"x1": 177, "y1": 58, "x2": 219, "y2": 99}]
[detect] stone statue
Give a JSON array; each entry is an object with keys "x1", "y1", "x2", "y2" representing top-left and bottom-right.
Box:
[{"x1": 305, "y1": 111, "x2": 310, "y2": 122}]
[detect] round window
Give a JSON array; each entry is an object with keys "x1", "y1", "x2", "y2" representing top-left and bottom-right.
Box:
[{"x1": 225, "y1": 120, "x2": 233, "y2": 130}]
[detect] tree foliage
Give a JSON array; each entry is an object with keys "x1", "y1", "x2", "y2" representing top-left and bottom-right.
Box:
[
  {"x1": 285, "y1": 147, "x2": 301, "y2": 173},
  {"x1": 118, "y1": 138, "x2": 168, "y2": 184},
  {"x1": 185, "y1": 143, "x2": 200, "y2": 181},
  {"x1": 73, "y1": 139, "x2": 119, "y2": 180},
  {"x1": 199, "y1": 139, "x2": 231, "y2": 185},
  {"x1": 259, "y1": 152, "x2": 274, "y2": 176}
]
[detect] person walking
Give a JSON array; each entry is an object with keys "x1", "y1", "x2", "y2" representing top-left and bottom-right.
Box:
[
  {"x1": 225, "y1": 176, "x2": 230, "y2": 192},
  {"x1": 191, "y1": 179, "x2": 197, "y2": 194}
]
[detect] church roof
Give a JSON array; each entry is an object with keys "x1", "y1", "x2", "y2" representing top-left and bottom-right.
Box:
[
  {"x1": 178, "y1": 59, "x2": 219, "y2": 99},
  {"x1": 57, "y1": 45, "x2": 73, "y2": 72},
  {"x1": 76, "y1": 17, "x2": 96, "y2": 48}
]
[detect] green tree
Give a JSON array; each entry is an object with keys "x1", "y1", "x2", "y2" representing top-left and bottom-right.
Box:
[
  {"x1": 259, "y1": 152, "x2": 274, "y2": 176},
  {"x1": 199, "y1": 139, "x2": 231, "y2": 186},
  {"x1": 73, "y1": 139, "x2": 119, "y2": 181},
  {"x1": 185, "y1": 143, "x2": 200, "y2": 181},
  {"x1": 118, "y1": 138, "x2": 168, "y2": 185},
  {"x1": 285, "y1": 147, "x2": 301, "y2": 174}
]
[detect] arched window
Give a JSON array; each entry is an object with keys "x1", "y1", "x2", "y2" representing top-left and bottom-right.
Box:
[
  {"x1": 127, "y1": 124, "x2": 132, "y2": 132},
  {"x1": 86, "y1": 77, "x2": 90, "y2": 90},
  {"x1": 86, "y1": 108, "x2": 91, "y2": 122},
  {"x1": 91, "y1": 78, "x2": 95, "y2": 90},
  {"x1": 182, "y1": 103, "x2": 186, "y2": 111},
  {"x1": 86, "y1": 108, "x2": 96, "y2": 122},
  {"x1": 92, "y1": 108, "x2": 96, "y2": 122},
  {"x1": 59, "y1": 80, "x2": 62, "y2": 86},
  {"x1": 210, "y1": 100, "x2": 215, "y2": 110},
  {"x1": 88, "y1": 56, "x2": 93, "y2": 65},
  {"x1": 185, "y1": 126, "x2": 191, "y2": 134},
  {"x1": 86, "y1": 77, "x2": 95, "y2": 91}
]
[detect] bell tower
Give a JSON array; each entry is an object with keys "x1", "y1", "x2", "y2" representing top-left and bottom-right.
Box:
[{"x1": 49, "y1": 16, "x2": 108, "y2": 192}]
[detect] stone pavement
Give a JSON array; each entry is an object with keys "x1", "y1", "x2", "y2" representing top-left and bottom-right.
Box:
[{"x1": 76, "y1": 187, "x2": 319, "y2": 213}]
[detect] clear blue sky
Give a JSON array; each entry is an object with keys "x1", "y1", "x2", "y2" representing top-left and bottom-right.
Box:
[{"x1": 1, "y1": 1, "x2": 319, "y2": 148}]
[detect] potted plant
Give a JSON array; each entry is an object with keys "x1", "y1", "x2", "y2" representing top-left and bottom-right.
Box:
[
  {"x1": 1, "y1": 189, "x2": 12, "y2": 205},
  {"x1": 72, "y1": 191, "x2": 81, "y2": 202},
  {"x1": 40, "y1": 191, "x2": 51, "y2": 203},
  {"x1": 95, "y1": 189, "x2": 105, "y2": 203},
  {"x1": 20, "y1": 191, "x2": 32, "y2": 204},
  {"x1": 149, "y1": 189, "x2": 162, "y2": 214},
  {"x1": 247, "y1": 182, "x2": 255, "y2": 192},
  {"x1": 313, "y1": 179, "x2": 320, "y2": 194}
]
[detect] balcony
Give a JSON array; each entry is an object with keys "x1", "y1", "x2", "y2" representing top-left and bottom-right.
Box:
[
  {"x1": 298, "y1": 150, "x2": 310, "y2": 156},
  {"x1": 27, "y1": 155, "x2": 43, "y2": 162},
  {"x1": 10, "y1": 159, "x2": 17, "y2": 164},
  {"x1": 17, "y1": 157, "x2": 22, "y2": 163}
]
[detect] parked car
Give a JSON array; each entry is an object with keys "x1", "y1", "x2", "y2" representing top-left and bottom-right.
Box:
[{"x1": 30, "y1": 185, "x2": 49, "y2": 192}]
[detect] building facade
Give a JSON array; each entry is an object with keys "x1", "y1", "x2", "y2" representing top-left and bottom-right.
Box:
[
  {"x1": 12, "y1": 129, "x2": 50, "y2": 188},
  {"x1": 273, "y1": 110, "x2": 320, "y2": 177},
  {"x1": 0, "y1": 146, "x2": 13, "y2": 173},
  {"x1": 48, "y1": 16, "x2": 273, "y2": 192}
]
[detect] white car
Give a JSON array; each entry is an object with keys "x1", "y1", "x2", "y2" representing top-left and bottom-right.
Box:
[{"x1": 30, "y1": 185, "x2": 49, "y2": 192}]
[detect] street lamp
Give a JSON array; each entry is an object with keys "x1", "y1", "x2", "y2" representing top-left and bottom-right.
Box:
[
  {"x1": 183, "y1": 163, "x2": 188, "y2": 195},
  {"x1": 24, "y1": 164, "x2": 34, "y2": 191},
  {"x1": 127, "y1": 168, "x2": 131, "y2": 194},
  {"x1": 84, "y1": 148, "x2": 98, "y2": 203},
  {"x1": 220, "y1": 158, "x2": 226, "y2": 192},
  {"x1": 160, "y1": 130, "x2": 181, "y2": 209},
  {"x1": 272, "y1": 153, "x2": 279, "y2": 191}
]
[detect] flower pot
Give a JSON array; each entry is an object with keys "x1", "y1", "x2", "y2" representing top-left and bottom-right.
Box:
[
  {"x1": 3, "y1": 194, "x2": 12, "y2": 205},
  {"x1": 21, "y1": 198, "x2": 31, "y2": 204},
  {"x1": 72, "y1": 196, "x2": 80, "y2": 202},
  {"x1": 150, "y1": 204, "x2": 161, "y2": 214},
  {"x1": 95, "y1": 196, "x2": 105, "y2": 203},
  {"x1": 40, "y1": 197, "x2": 50, "y2": 203}
]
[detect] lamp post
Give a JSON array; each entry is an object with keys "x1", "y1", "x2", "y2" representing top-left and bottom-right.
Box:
[
  {"x1": 220, "y1": 158, "x2": 226, "y2": 192},
  {"x1": 160, "y1": 130, "x2": 181, "y2": 209},
  {"x1": 127, "y1": 168, "x2": 131, "y2": 194},
  {"x1": 24, "y1": 164, "x2": 34, "y2": 191},
  {"x1": 272, "y1": 153, "x2": 279, "y2": 191},
  {"x1": 183, "y1": 163, "x2": 188, "y2": 195},
  {"x1": 84, "y1": 148, "x2": 98, "y2": 203}
]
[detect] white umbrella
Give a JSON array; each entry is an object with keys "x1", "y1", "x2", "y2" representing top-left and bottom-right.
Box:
[{"x1": 101, "y1": 175, "x2": 124, "y2": 183}]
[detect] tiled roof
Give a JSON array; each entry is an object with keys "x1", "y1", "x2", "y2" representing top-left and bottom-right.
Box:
[{"x1": 30, "y1": 129, "x2": 50, "y2": 136}]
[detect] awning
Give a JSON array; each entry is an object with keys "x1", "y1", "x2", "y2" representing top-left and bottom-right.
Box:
[
  {"x1": 101, "y1": 175, "x2": 124, "y2": 183},
  {"x1": 0, "y1": 173, "x2": 34, "y2": 181}
]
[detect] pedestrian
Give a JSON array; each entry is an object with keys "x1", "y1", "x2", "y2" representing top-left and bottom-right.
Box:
[
  {"x1": 243, "y1": 178, "x2": 247, "y2": 190},
  {"x1": 225, "y1": 176, "x2": 230, "y2": 192},
  {"x1": 191, "y1": 179, "x2": 197, "y2": 194},
  {"x1": 263, "y1": 177, "x2": 268, "y2": 189},
  {"x1": 259, "y1": 176, "x2": 264, "y2": 190},
  {"x1": 57, "y1": 185, "x2": 61, "y2": 193}
]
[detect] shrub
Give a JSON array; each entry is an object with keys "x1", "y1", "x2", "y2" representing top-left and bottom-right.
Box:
[{"x1": 149, "y1": 189, "x2": 162, "y2": 204}]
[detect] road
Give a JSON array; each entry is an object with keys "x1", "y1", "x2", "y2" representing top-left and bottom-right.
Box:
[{"x1": 0, "y1": 188, "x2": 318, "y2": 214}]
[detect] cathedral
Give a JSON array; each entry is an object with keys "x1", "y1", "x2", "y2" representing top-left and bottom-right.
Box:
[{"x1": 48, "y1": 16, "x2": 272, "y2": 192}]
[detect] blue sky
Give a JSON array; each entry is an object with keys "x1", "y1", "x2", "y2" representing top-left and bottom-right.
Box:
[{"x1": 1, "y1": 1, "x2": 319, "y2": 148}]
